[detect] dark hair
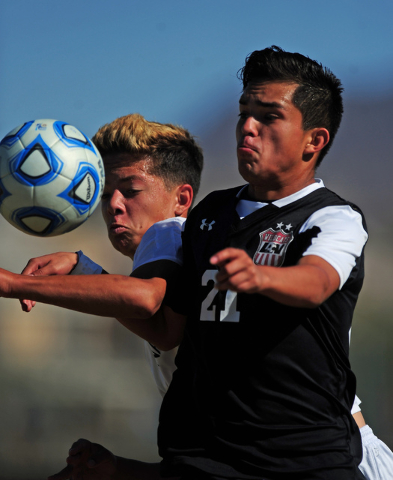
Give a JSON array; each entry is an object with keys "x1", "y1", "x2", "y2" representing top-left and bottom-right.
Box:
[
  {"x1": 92, "y1": 113, "x2": 203, "y2": 198},
  {"x1": 237, "y1": 46, "x2": 344, "y2": 165}
]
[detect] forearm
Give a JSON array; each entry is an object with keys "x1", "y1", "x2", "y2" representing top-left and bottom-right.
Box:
[
  {"x1": 255, "y1": 262, "x2": 336, "y2": 308},
  {"x1": 212, "y1": 250, "x2": 340, "y2": 308},
  {"x1": 116, "y1": 306, "x2": 185, "y2": 351},
  {"x1": 5, "y1": 271, "x2": 165, "y2": 319}
]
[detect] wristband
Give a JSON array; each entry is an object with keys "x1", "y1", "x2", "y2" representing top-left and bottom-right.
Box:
[{"x1": 70, "y1": 250, "x2": 103, "y2": 275}]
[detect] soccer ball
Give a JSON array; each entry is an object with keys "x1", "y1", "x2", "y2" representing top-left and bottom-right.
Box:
[{"x1": 0, "y1": 119, "x2": 105, "y2": 237}]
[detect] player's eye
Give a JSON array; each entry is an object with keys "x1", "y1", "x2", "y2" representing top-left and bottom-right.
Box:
[
  {"x1": 125, "y1": 189, "x2": 141, "y2": 197},
  {"x1": 265, "y1": 113, "x2": 279, "y2": 121}
]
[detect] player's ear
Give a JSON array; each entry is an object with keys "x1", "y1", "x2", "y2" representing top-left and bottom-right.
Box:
[
  {"x1": 174, "y1": 184, "x2": 193, "y2": 216},
  {"x1": 303, "y1": 127, "x2": 329, "y2": 156}
]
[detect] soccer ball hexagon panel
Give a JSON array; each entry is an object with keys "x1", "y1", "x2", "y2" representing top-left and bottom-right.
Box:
[{"x1": 0, "y1": 119, "x2": 105, "y2": 236}]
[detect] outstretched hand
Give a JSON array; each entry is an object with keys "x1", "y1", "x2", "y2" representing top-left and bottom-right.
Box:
[
  {"x1": 22, "y1": 252, "x2": 78, "y2": 277},
  {"x1": 20, "y1": 252, "x2": 78, "y2": 312},
  {"x1": 210, "y1": 248, "x2": 266, "y2": 294},
  {"x1": 48, "y1": 438, "x2": 117, "y2": 480},
  {"x1": 211, "y1": 248, "x2": 341, "y2": 308}
]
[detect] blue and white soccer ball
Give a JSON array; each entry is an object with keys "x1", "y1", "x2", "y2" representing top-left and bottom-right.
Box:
[{"x1": 0, "y1": 119, "x2": 105, "y2": 237}]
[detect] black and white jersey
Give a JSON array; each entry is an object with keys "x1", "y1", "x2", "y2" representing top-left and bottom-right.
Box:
[
  {"x1": 132, "y1": 217, "x2": 185, "y2": 397},
  {"x1": 159, "y1": 182, "x2": 367, "y2": 479}
]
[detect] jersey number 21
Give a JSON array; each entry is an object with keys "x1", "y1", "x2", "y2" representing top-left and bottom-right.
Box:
[{"x1": 200, "y1": 270, "x2": 240, "y2": 323}]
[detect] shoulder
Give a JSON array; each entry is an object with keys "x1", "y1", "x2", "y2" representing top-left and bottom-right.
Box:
[
  {"x1": 146, "y1": 216, "x2": 186, "y2": 234},
  {"x1": 194, "y1": 185, "x2": 245, "y2": 208},
  {"x1": 141, "y1": 217, "x2": 185, "y2": 245},
  {"x1": 298, "y1": 184, "x2": 367, "y2": 234},
  {"x1": 133, "y1": 217, "x2": 185, "y2": 271},
  {"x1": 312, "y1": 187, "x2": 366, "y2": 221},
  {"x1": 300, "y1": 202, "x2": 368, "y2": 289},
  {"x1": 301, "y1": 203, "x2": 367, "y2": 235},
  {"x1": 187, "y1": 185, "x2": 245, "y2": 224}
]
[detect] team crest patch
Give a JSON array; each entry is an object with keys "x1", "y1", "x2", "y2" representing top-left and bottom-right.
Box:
[{"x1": 253, "y1": 225, "x2": 294, "y2": 267}]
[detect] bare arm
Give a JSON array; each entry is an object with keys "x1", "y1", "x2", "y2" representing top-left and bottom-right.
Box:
[
  {"x1": 0, "y1": 268, "x2": 166, "y2": 319},
  {"x1": 352, "y1": 411, "x2": 366, "y2": 429},
  {"x1": 116, "y1": 305, "x2": 186, "y2": 351},
  {"x1": 20, "y1": 252, "x2": 79, "y2": 312},
  {"x1": 18, "y1": 252, "x2": 185, "y2": 349},
  {"x1": 210, "y1": 248, "x2": 340, "y2": 308}
]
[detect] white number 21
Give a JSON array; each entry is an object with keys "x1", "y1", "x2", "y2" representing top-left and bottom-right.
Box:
[{"x1": 200, "y1": 270, "x2": 240, "y2": 322}]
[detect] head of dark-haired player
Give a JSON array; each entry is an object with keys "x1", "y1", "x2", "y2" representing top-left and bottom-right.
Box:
[
  {"x1": 236, "y1": 46, "x2": 343, "y2": 200},
  {"x1": 92, "y1": 114, "x2": 203, "y2": 259}
]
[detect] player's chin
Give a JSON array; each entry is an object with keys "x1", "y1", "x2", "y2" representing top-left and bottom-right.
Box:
[
  {"x1": 237, "y1": 162, "x2": 259, "y2": 183},
  {"x1": 109, "y1": 234, "x2": 134, "y2": 258}
]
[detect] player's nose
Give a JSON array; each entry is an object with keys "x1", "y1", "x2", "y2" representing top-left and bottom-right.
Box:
[
  {"x1": 241, "y1": 116, "x2": 258, "y2": 136},
  {"x1": 106, "y1": 190, "x2": 125, "y2": 215}
]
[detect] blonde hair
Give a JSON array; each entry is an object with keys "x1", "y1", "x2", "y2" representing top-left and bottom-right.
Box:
[{"x1": 92, "y1": 114, "x2": 203, "y2": 195}]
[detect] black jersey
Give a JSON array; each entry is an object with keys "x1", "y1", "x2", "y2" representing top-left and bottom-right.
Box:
[{"x1": 158, "y1": 185, "x2": 367, "y2": 480}]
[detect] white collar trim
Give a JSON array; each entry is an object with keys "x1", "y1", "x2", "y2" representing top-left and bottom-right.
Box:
[{"x1": 236, "y1": 179, "x2": 325, "y2": 218}]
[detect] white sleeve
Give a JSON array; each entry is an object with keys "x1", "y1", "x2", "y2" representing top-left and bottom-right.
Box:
[
  {"x1": 70, "y1": 251, "x2": 103, "y2": 275},
  {"x1": 144, "y1": 341, "x2": 178, "y2": 397},
  {"x1": 133, "y1": 217, "x2": 185, "y2": 271},
  {"x1": 299, "y1": 206, "x2": 368, "y2": 289},
  {"x1": 351, "y1": 394, "x2": 362, "y2": 415},
  {"x1": 135, "y1": 218, "x2": 185, "y2": 396},
  {"x1": 359, "y1": 425, "x2": 393, "y2": 479}
]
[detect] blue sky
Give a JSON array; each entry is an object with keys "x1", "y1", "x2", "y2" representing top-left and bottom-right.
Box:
[{"x1": 1, "y1": 0, "x2": 393, "y2": 142}]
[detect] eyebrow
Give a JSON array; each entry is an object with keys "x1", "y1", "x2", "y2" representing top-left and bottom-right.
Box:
[
  {"x1": 104, "y1": 174, "x2": 145, "y2": 188},
  {"x1": 118, "y1": 175, "x2": 139, "y2": 182},
  {"x1": 116, "y1": 174, "x2": 146, "y2": 183},
  {"x1": 239, "y1": 97, "x2": 285, "y2": 109}
]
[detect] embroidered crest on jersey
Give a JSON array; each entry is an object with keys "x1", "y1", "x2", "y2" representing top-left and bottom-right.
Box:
[{"x1": 253, "y1": 225, "x2": 294, "y2": 266}]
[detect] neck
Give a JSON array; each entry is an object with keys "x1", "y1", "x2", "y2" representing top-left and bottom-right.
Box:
[{"x1": 247, "y1": 177, "x2": 316, "y2": 202}]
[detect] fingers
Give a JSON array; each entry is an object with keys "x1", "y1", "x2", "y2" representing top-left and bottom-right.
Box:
[
  {"x1": 67, "y1": 438, "x2": 114, "y2": 469},
  {"x1": 19, "y1": 253, "x2": 78, "y2": 312},
  {"x1": 19, "y1": 273, "x2": 37, "y2": 312},
  {"x1": 210, "y1": 248, "x2": 244, "y2": 268},
  {"x1": 21, "y1": 253, "x2": 78, "y2": 277},
  {"x1": 83, "y1": 447, "x2": 108, "y2": 468},
  {"x1": 20, "y1": 299, "x2": 36, "y2": 312},
  {"x1": 211, "y1": 248, "x2": 251, "y2": 285},
  {"x1": 210, "y1": 248, "x2": 263, "y2": 294},
  {"x1": 20, "y1": 263, "x2": 53, "y2": 311},
  {"x1": 47, "y1": 438, "x2": 116, "y2": 480},
  {"x1": 47, "y1": 439, "x2": 92, "y2": 480},
  {"x1": 216, "y1": 271, "x2": 257, "y2": 292},
  {"x1": 67, "y1": 438, "x2": 92, "y2": 464},
  {"x1": 21, "y1": 257, "x2": 49, "y2": 276}
]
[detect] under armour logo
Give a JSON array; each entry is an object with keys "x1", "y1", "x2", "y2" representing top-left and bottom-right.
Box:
[{"x1": 200, "y1": 218, "x2": 215, "y2": 231}]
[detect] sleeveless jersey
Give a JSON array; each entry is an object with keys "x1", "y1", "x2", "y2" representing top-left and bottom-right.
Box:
[{"x1": 158, "y1": 185, "x2": 367, "y2": 479}]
